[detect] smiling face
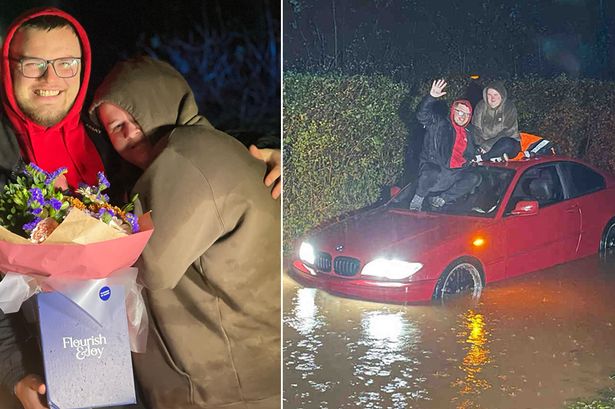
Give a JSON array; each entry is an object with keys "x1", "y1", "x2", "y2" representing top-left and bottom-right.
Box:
[
  {"x1": 97, "y1": 102, "x2": 154, "y2": 170},
  {"x1": 10, "y1": 26, "x2": 81, "y2": 127},
  {"x1": 486, "y1": 88, "x2": 502, "y2": 109},
  {"x1": 453, "y1": 103, "x2": 471, "y2": 126}
]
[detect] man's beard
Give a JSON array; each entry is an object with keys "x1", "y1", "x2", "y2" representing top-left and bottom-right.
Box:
[{"x1": 17, "y1": 101, "x2": 70, "y2": 127}]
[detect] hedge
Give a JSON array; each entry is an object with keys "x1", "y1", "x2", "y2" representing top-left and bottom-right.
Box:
[
  {"x1": 283, "y1": 72, "x2": 615, "y2": 254},
  {"x1": 283, "y1": 73, "x2": 410, "y2": 252}
]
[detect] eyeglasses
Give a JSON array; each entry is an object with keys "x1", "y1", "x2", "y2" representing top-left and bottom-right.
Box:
[
  {"x1": 454, "y1": 108, "x2": 470, "y2": 117},
  {"x1": 10, "y1": 57, "x2": 81, "y2": 79}
]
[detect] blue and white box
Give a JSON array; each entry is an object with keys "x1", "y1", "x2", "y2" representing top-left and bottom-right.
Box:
[{"x1": 37, "y1": 284, "x2": 136, "y2": 409}]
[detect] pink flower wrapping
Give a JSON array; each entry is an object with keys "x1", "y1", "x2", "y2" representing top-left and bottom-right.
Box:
[{"x1": 0, "y1": 209, "x2": 153, "y2": 279}]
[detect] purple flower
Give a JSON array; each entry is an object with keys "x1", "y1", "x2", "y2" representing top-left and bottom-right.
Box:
[
  {"x1": 97, "y1": 172, "x2": 110, "y2": 190},
  {"x1": 45, "y1": 167, "x2": 67, "y2": 185},
  {"x1": 95, "y1": 192, "x2": 110, "y2": 202},
  {"x1": 47, "y1": 198, "x2": 62, "y2": 211},
  {"x1": 28, "y1": 187, "x2": 44, "y2": 207},
  {"x1": 125, "y1": 213, "x2": 139, "y2": 233},
  {"x1": 23, "y1": 217, "x2": 42, "y2": 233},
  {"x1": 96, "y1": 208, "x2": 115, "y2": 219},
  {"x1": 31, "y1": 207, "x2": 43, "y2": 216},
  {"x1": 25, "y1": 163, "x2": 45, "y2": 175}
]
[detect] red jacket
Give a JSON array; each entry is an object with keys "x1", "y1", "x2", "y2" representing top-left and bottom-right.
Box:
[{"x1": 1, "y1": 7, "x2": 104, "y2": 188}]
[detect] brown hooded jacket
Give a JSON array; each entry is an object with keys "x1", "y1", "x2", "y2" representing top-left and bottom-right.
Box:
[{"x1": 90, "y1": 57, "x2": 280, "y2": 409}]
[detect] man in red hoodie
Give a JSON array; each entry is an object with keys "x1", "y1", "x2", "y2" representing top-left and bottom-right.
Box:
[
  {"x1": 1, "y1": 8, "x2": 107, "y2": 190},
  {"x1": 409, "y1": 79, "x2": 481, "y2": 211},
  {"x1": 0, "y1": 9, "x2": 118, "y2": 409}
]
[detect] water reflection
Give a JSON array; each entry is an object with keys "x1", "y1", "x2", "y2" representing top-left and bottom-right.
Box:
[
  {"x1": 351, "y1": 311, "x2": 428, "y2": 408},
  {"x1": 284, "y1": 288, "x2": 324, "y2": 375},
  {"x1": 284, "y1": 256, "x2": 615, "y2": 408},
  {"x1": 452, "y1": 310, "x2": 491, "y2": 409},
  {"x1": 289, "y1": 287, "x2": 321, "y2": 336}
]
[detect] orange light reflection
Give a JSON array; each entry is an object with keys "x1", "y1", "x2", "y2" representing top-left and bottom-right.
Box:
[{"x1": 452, "y1": 309, "x2": 492, "y2": 408}]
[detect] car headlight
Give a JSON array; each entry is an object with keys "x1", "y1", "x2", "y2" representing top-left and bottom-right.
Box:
[
  {"x1": 361, "y1": 258, "x2": 423, "y2": 280},
  {"x1": 299, "y1": 242, "x2": 315, "y2": 265}
]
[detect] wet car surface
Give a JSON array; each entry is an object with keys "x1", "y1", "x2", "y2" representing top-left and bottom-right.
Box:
[{"x1": 292, "y1": 156, "x2": 615, "y2": 303}]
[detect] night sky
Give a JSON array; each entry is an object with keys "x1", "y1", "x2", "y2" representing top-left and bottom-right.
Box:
[
  {"x1": 284, "y1": 0, "x2": 615, "y2": 80},
  {"x1": 3, "y1": 1, "x2": 272, "y2": 83}
]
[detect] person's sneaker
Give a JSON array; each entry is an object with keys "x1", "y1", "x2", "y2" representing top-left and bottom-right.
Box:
[
  {"x1": 489, "y1": 153, "x2": 510, "y2": 163},
  {"x1": 409, "y1": 194, "x2": 424, "y2": 211},
  {"x1": 429, "y1": 196, "x2": 446, "y2": 208}
]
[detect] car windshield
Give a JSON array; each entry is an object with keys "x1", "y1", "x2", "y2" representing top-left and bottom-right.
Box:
[{"x1": 389, "y1": 165, "x2": 516, "y2": 217}]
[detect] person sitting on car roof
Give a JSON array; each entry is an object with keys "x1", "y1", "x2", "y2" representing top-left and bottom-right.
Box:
[
  {"x1": 472, "y1": 80, "x2": 521, "y2": 162},
  {"x1": 409, "y1": 79, "x2": 481, "y2": 211}
]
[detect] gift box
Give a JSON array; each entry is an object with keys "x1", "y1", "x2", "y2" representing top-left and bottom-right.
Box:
[
  {"x1": 0, "y1": 168, "x2": 154, "y2": 408},
  {"x1": 37, "y1": 281, "x2": 136, "y2": 409}
]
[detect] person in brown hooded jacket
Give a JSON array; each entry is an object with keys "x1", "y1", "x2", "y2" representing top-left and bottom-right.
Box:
[
  {"x1": 471, "y1": 80, "x2": 521, "y2": 161},
  {"x1": 89, "y1": 56, "x2": 280, "y2": 409}
]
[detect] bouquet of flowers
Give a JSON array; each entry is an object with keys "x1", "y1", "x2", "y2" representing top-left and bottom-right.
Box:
[
  {"x1": 0, "y1": 162, "x2": 153, "y2": 334},
  {"x1": 0, "y1": 164, "x2": 154, "y2": 408},
  {"x1": 0, "y1": 163, "x2": 153, "y2": 279},
  {"x1": 0, "y1": 163, "x2": 139, "y2": 242}
]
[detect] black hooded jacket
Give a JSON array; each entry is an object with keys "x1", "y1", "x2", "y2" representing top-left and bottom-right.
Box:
[{"x1": 416, "y1": 95, "x2": 476, "y2": 169}]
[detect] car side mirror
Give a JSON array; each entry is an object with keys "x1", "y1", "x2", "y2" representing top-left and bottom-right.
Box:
[{"x1": 511, "y1": 200, "x2": 539, "y2": 216}]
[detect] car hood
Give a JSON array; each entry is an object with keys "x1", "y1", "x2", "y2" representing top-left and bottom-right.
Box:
[{"x1": 309, "y1": 206, "x2": 492, "y2": 261}]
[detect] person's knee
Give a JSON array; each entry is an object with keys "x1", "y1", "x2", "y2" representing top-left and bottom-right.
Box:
[
  {"x1": 469, "y1": 173, "x2": 483, "y2": 192},
  {"x1": 503, "y1": 137, "x2": 521, "y2": 156},
  {"x1": 469, "y1": 173, "x2": 481, "y2": 186}
]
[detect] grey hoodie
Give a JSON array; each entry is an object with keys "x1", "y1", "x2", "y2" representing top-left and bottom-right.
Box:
[{"x1": 471, "y1": 81, "x2": 520, "y2": 152}]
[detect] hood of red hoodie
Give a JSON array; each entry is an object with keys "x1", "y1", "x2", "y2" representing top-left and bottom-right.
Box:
[
  {"x1": 449, "y1": 99, "x2": 472, "y2": 128},
  {"x1": 0, "y1": 7, "x2": 104, "y2": 189},
  {"x1": 1, "y1": 7, "x2": 91, "y2": 137}
]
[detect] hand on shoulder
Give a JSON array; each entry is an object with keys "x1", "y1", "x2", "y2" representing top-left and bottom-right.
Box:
[{"x1": 249, "y1": 145, "x2": 281, "y2": 200}]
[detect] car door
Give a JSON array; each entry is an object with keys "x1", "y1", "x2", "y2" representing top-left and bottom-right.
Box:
[
  {"x1": 558, "y1": 161, "x2": 608, "y2": 259},
  {"x1": 502, "y1": 163, "x2": 580, "y2": 278}
]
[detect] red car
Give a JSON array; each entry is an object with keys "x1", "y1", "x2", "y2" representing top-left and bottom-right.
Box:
[{"x1": 290, "y1": 156, "x2": 615, "y2": 303}]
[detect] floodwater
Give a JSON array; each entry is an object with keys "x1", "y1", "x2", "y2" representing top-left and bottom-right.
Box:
[{"x1": 283, "y1": 255, "x2": 615, "y2": 409}]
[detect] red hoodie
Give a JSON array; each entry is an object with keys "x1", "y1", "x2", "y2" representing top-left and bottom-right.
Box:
[
  {"x1": 448, "y1": 99, "x2": 473, "y2": 169},
  {"x1": 1, "y1": 7, "x2": 104, "y2": 188}
]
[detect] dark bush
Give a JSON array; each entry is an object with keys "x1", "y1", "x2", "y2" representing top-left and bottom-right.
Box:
[
  {"x1": 133, "y1": 13, "x2": 280, "y2": 140},
  {"x1": 283, "y1": 72, "x2": 409, "y2": 252}
]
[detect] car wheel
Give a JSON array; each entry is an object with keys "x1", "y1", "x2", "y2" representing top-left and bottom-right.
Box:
[
  {"x1": 600, "y1": 219, "x2": 615, "y2": 263},
  {"x1": 433, "y1": 259, "x2": 483, "y2": 301}
]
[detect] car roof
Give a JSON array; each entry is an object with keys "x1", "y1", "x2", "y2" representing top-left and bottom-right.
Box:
[
  {"x1": 481, "y1": 154, "x2": 615, "y2": 186},
  {"x1": 480, "y1": 155, "x2": 585, "y2": 172}
]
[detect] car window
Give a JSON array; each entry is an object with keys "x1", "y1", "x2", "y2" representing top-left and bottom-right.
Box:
[
  {"x1": 389, "y1": 166, "x2": 515, "y2": 217},
  {"x1": 559, "y1": 162, "x2": 605, "y2": 198},
  {"x1": 504, "y1": 164, "x2": 564, "y2": 215}
]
